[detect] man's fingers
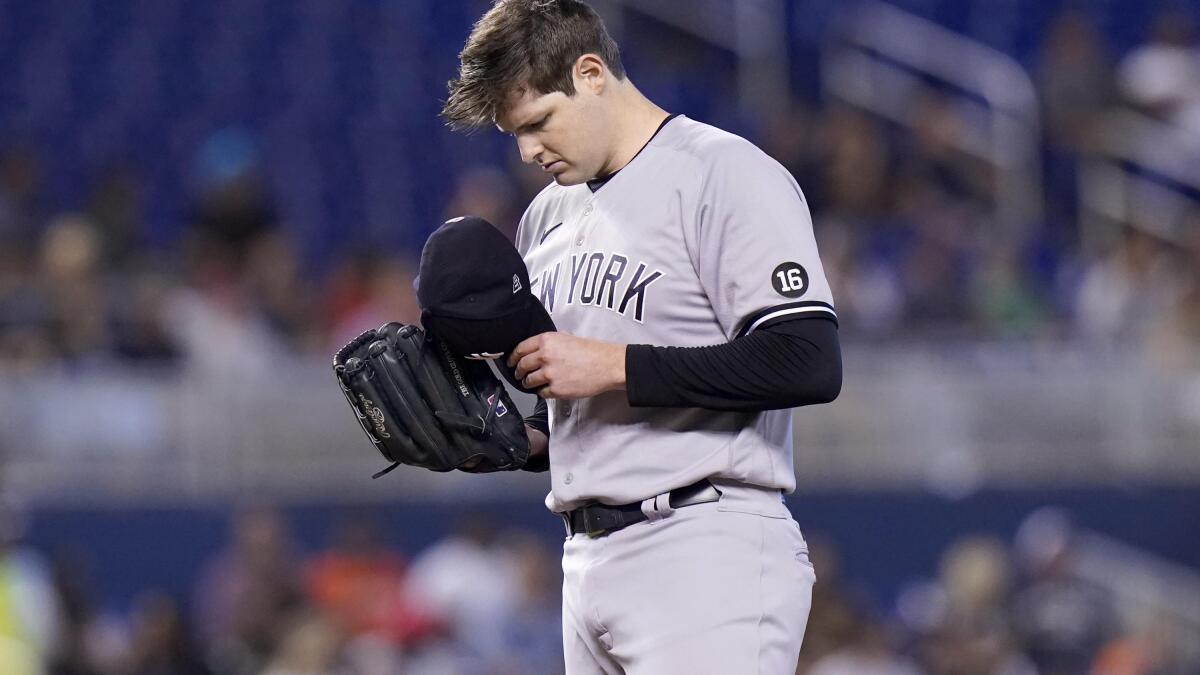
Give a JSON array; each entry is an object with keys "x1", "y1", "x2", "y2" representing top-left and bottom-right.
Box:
[
  {"x1": 522, "y1": 368, "x2": 549, "y2": 390},
  {"x1": 508, "y1": 333, "x2": 546, "y2": 368},
  {"x1": 514, "y1": 352, "x2": 543, "y2": 380}
]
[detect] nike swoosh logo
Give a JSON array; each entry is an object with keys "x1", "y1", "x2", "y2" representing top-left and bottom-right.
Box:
[{"x1": 539, "y1": 222, "x2": 564, "y2": 245}]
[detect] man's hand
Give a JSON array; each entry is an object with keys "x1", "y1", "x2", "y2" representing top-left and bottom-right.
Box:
[{"x1": 508, "y1": 332, "x2": 626, "y2": 399}]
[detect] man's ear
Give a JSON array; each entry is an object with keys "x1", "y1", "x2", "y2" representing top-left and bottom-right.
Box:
[{"x1": 572, "y1": 54, "x2": 608, "y2": 95}]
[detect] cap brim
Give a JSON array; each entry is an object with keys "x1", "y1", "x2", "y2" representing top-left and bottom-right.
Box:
[
  {"x1": 493, "y1": 307, "x2": 555, "y2": 394},
  {"x1": 423, "y1": 297, "x2": 555, "y2": 395}
]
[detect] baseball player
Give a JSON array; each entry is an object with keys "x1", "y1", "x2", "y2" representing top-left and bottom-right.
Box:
[{"x1": 442, "y1": 1, "x2": 842, "y2": 673}]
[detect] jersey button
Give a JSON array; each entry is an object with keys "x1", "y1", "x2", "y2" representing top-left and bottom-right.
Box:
[
  {"x1": 583, "y1": 205, "x2": 593, "y2": 216},
  {"x1": 564, "y1": 472, "x2": 574, "y2": 485},
  {"x1": 574, "y1": 234, "x2": 584, "y2": 246}
]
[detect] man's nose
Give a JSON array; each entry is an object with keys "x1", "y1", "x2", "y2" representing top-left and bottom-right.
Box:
[{"x1": 517, "y1": 135, "x2": 542, "y2": 165}]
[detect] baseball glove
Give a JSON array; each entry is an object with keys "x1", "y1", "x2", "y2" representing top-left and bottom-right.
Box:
[{"x1": 333, "y1": 322, "x2": 530, "y2": 476}]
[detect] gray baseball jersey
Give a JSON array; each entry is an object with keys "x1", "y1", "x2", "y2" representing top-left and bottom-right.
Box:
[{"x1": 514, "y1": 115, "x2": 836, "y2": 513}]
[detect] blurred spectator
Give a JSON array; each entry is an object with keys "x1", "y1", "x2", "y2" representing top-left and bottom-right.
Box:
[
  {"x1": 1074, "y1": 226, "x2": 1180, "y2": 345},
  {"x1": 193, "y1": 506, "x2": 302, "y2": 675},
  {"x1": 0, "y1": 233, "x2": 54, "y2": 371},
  {"x1": 971, "y1": 245, "x2": 1047, "y2": 338},
  {"x1": 886, "y1": 189, "x2": 981, "y2": 332},
  {"x1": 900, "y1": 91, "x2": 995, "y2": 206},
  {"x1": 187, "y1": 128, "x2": 278, "y2": 260},
  {"x1": 1115, "y1": 10, "x2": 1200, "y2": 132},
  {"x1": 164, "y1": 126, "x2": 302, "y2": 370},
  {"x1": 805, "y1": 610, "x2": 923, "y2": 675},
  {"x1": 47, "y1": 546, "x2": 122, "y2": 675},
  {"x1": 871, "y1": 90, "x2": 1003, "y2": 333},
  {"x1": 0, "y1": 497, "x2": 63, "y2": 675},
  {"x1": 84, "y1": 164, "x2": 145, "y2": 272},
  {"x1": 257, "y1": 610, "x2": 346, "y2": 675},
  {"x1": 121, "y1": 591, "x2": 211, "y2": 675},
  {"x1": 242, "y1": 232, "x2": 321, "y2": 353},
  {"x1": 404, "y1": 514, "x2": 522, "y2": 663},
  {"x1": 1037, "y1": 9, "x2": 1115, "y2": 245},
  {"x1": 812, "y1": 105, "x2": 891, "y2": 221},
  {"x1": 37, "y1": 214, "x2": 110, "y2": 364},
  {"x1": 1039, "y1": 10, "x2": 1114, "y2": 153},
  {"x1": 1091, "y1": 611, "x2": 1200, "y2": 675},
  {"x1": 492, "y1": 534, "x2": 565, "y2": 675},
  {"x1": 166, "y1": 234, "x2": 290, "y2": 376},
  {"x1": 909, "y1": 536, "x2": 1038, "y2": 675},
  {"x1": 302, "y1": 511, "x2": 440, "y2": 646},
  {"x1": 0, "y1": 145, "x2": 47, "y2": 246},
  {"x1": 442, "y1": 165, "x2": 522, "y2": 240},
  {"x1": 1147, "y1": 221, "x2": 1200, "y2": 369},
  {"x1": 1011, "y1": 509, "x2": 1117, "y2": 675},
  {"x1": 107, "y1": 261, "x2": 181, "y2": 365},
  {"x1": 324, "y1": 254, "x2": 420, "y2": 350},
  {"x1": 1094, "y1": 605, "x2": 1200, "y2": 672},
  {"x1": 817, "y1": 224, "x2": 907, "y2": 335}
]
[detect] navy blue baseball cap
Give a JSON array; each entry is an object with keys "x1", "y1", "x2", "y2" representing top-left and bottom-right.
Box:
[{"x1": 416, "y1": 216, "x2": 555, "y2": 390}]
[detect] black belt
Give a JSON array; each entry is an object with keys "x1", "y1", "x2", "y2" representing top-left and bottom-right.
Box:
[{"x1": 562, "y1": 479, "x2": 720, "y2": 538}]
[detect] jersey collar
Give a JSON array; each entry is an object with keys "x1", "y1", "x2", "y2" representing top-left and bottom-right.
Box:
[{"x1": 586, "y1": 113, "x2": 681, "y2": 193}]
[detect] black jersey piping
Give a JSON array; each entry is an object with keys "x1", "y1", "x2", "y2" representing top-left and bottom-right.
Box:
[
  {"x1": 586, "y1": 113, "x2": 681, "y2": 193},
  {"x1": 734, "y1": 301, "x2": 837, "y2": 338}
]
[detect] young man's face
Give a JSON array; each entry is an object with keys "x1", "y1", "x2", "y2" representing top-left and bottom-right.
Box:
[{"x1": 496, "y1": 77, "x2": 611, "y2": 186}]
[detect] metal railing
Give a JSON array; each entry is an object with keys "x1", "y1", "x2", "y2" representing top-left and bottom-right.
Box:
[
  {"x1": 1078, "y1": 109, "x2": 1200, "y2": 250},
  {"x1": 821, "y1": 0, "x2": 1043, "y2": 240},
  {"x1": 4, "y1": 344, "x2": 1198, "y2": 506}
]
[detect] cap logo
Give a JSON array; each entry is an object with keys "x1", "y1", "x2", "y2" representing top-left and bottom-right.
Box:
[{"x1": 512, "y1": 274, "x2": 522, "y2": 294}]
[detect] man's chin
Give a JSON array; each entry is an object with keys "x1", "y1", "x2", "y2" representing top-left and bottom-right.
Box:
[{"x1": 553, "y1": 173, "x2": 584, "y2": 186}]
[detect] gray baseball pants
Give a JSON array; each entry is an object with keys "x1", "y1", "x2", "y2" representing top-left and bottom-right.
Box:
[{"x1": 560, "y1": 483, "x2": 815, "y2": 674}]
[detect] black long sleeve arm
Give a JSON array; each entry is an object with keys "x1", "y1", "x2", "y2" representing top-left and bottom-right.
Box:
[
  {"x1": 520, "y1": 398, "x2": 551, "y2": 473},
  {"x1": 625, "y1": 317, "x2": 841, "y2": 411}
]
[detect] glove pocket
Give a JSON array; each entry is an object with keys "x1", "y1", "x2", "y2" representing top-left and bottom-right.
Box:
[
  {"x1": 343, "y1": 361, "x2": 425, "y2": 463},
  {"x1": 363, "y1": 338, "x2": 457, "y2": 469}
]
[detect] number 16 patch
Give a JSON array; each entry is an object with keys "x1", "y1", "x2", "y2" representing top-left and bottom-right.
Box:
[{"x1": 771, "y1": 262, "x2": 809, "y2": 298}]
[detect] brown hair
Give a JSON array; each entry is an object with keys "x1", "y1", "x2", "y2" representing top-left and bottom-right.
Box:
[{"x1": 442, "y1": 0, "x2": 625, "y2": 131}]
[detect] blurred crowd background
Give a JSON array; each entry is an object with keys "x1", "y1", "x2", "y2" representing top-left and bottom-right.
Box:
[{"x1": 1, "y1": 0, "x2": 1199, "y2": 673}]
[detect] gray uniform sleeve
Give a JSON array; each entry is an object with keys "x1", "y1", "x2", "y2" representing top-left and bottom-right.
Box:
[{"x1": 690, "y1": 139, "x2": 836, "y2": 339}]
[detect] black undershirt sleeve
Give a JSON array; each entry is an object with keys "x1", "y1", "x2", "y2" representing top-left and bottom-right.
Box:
[
  {"x1": 525, "y1": 397, "x2": 549, "y2": 436},
  {"x1": 520, "y1": 398, "x2": 550, "y2": 473},
  {"x1": 624, "y1": 317, "x2": 841, "y2": 411}
]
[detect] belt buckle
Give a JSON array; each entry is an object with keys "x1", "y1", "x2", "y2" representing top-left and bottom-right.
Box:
[{"x1": 582, "y1": 508, "x2": 613, "y2": 538}]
